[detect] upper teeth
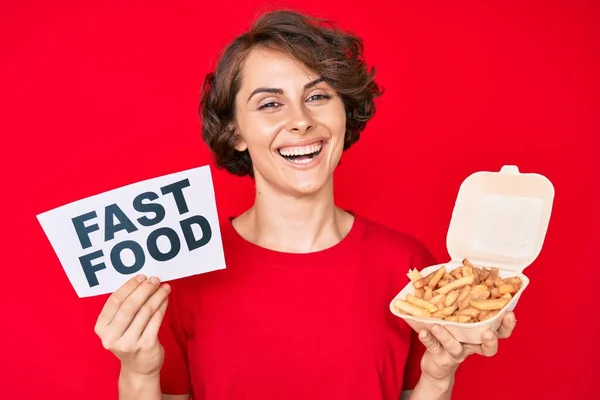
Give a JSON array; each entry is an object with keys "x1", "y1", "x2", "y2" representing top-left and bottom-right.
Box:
[{"x1": 279, "y1": 142, "x2": 322, "y2": 156}]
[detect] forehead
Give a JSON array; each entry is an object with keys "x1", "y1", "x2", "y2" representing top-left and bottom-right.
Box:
[{"x1": 238, "y1": 47, "x2": 320, "y2": 92}]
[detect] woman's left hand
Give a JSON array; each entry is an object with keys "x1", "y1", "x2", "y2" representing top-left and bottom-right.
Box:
[{"x1": 418, "y1": 311, "x2": 517, "y2": 382}]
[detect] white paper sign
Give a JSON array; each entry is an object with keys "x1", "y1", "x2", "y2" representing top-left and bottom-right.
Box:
[{"x1": 37, "y1": 165, "x2": 226, "y2": 298}]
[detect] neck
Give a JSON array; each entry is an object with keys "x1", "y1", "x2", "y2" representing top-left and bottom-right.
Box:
[{"x1": 233, "y1": 177, "x2": 353, "y2": 253}]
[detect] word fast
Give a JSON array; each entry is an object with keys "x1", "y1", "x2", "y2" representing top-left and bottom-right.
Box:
[{"x1": 72, "y1": 179, "x2": 212, "y2": 287}]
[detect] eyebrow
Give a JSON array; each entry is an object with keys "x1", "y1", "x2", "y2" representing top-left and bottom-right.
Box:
[{"x1": 246, "y1": 77, "x2": 326, "y2": 102}]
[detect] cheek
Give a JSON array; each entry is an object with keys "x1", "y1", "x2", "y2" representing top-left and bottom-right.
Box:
[
  {"x1": 239, "y1": 116, "x2": 281, "y2": 151},
  {"x1": 313, "y1": 105, "x2": 346, "y2": 137},
  {"x1": 330, "y1": 103, "x2": 348, "y2": 138},
  {"x1": 331, "y1": 110, "x2": 347, "y2": 162},
  {"x1": 329, "y1": 109, "x2": 347, "y2": 145}
]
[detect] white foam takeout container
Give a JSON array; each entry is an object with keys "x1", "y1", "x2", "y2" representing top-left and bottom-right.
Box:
[{"x1": 389, "y1": 165, "x2": 555, "y2": 344}]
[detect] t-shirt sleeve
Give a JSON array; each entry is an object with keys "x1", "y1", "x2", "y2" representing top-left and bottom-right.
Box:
[
  {"x1": 158, "y1": 282, "x2": 192, "y2": 395},
  {"x1": 402, "y1": 243, "x2": 438, "y2": 390}
]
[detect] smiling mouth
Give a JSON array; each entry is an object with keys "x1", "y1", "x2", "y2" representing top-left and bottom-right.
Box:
[{"x1": 276, "y1": 141, "x2": 325, "y2": 165}]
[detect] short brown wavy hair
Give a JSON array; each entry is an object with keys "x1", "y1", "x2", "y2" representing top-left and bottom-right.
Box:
[{"x1": 199, "y1": 9, "x2": 383, "y2": 177}]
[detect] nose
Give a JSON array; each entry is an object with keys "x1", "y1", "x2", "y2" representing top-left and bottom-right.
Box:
[{"x1": 286, "y1": 104, "x2": 314, "y2": 134}]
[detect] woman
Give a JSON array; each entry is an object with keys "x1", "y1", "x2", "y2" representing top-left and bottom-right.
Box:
[{"x1": 94, "y1": 9, "x2": 516, "y2": 400}]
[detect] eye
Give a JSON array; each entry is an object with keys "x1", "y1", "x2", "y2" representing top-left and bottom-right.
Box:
[
  {"x1": 257, "y1": 101, "x2": 282, "y2": 110},
  {"x1": 307, "y1": 93, "x2": 331, "y2": 103}
]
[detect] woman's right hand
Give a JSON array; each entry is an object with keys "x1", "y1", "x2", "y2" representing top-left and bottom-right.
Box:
[{"x1": 94, "y1": 275, "x2": 171, "y2": 377}]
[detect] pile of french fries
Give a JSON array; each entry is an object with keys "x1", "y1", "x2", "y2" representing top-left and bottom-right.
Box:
[{"x1": 393, "y1": 258, "x2": 523, "y2": 323}]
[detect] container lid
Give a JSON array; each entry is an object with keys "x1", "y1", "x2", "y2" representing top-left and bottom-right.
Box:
[{"x1": 446, "y1": 165, "x2": 555, "y2": 272}]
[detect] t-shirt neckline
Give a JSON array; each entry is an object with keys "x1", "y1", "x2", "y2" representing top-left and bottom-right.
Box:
[{"x1": 222, "y1": 212, "x2": 367, "y2": 267}]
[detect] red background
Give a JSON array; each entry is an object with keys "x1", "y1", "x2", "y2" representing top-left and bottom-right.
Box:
[{"x1": 1, "y1": 0, "x2": 599, "y2": 398}]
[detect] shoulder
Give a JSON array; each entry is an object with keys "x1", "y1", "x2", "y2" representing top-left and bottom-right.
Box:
[{"x1": 354, "y1": 213, "x2": 437, "y2": 271}]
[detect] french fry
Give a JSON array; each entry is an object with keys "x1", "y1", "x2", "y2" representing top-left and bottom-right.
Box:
[
  {"x1": 425, "y1": 270, "x2": 437, "y2": 280},
  {"x1": 482, "y1": 310, "x2": 500, "y2": 321},
  {"x1": 424, "y1": 286, "x2": 433, "y2": 301},
  {"x1": 457, "y1": 285, "x2": 472, "y2": 310},
  {"x1": 443, "y1": 305, "x2": 457, "y2": 316},
  {"x1": 407, "y1": 268, "x2": 422, "y2": 283},
  {"x1": 470, "y1": 298, "x2": 510, "y2": 311},
  {"x1": 459, "y1": 294, "x2": 472, "y2": 310},
  {"x1": 462, "y1": 259, "x2": 474, "y2": 277},
  {"x1": 450, "y1": 268, "x2": 463, "y2": 280},
  {"x1": 499, "y1": 284, "x2": 518, "y2": 295},
  {"x1": 478, "y1": 290, "x2": 491, "y2": 300},
  {"x1": 477, "y1": 310, "x2": 491, "y2": 321},
  {"x1": 444, "y1": 290, "x2": 459, "y2": 307},
  {"x1": 430, "y1": 293, "x2": 445, "y2": 306},
  {"x1": 491, "y1": 287, "x2": 501, "y2": 298},
  {"x1": 394, "y1": 258, "x2": 525, "y2": 324},
  {"x1": 505, "y1": 277, "x2": 523, "y2": 287},
  {"x1": 480, "y1": 268, "x2": 491, "y2": 282},
  {"x1": 414, "y1": 278, "x2": 427, "y2": 289},
  {"x1": 470, "y1": 284, "x2": 488, "y2": 300},
  {"x1": 436, "y1": 274, "x2": 475, "y2": 294},
  {"x1": 437, "y1": 279, "x2": 450, "y2": 287},
  {"x1": 455, "y1": 308, "x2": 480, "y2": 318},
  {"x1": 428, "y1": 266, "x2": 446, "y2": 288},
  {"x1": 472, "y1": 268, "x2": 481, "y2": 285},
  {"x1": 485, "y1": 267, "x2": 499, "y2": 287},
  {"x1": 420, "y1": 270, "x2": 436, "y2": 287},
  {"x1": 445, "y1": 315, "x2": 471, "y2": 323},
  {"x1": 406, "y1": 294, "x2": 438, "y2": 313},
  {"x1": 458, "y1": 285, "x2": 471, "y2": 303},
  {"x1": 432, "y1": 305, "x2": 457, "y2": 318},
  {"x1": 394, "y1": 299, "x2": 432, "y2": 317}
]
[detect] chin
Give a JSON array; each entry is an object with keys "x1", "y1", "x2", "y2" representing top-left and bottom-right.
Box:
[{"x1": 285, "y1": 173, "x2": 333, "y2": 196}]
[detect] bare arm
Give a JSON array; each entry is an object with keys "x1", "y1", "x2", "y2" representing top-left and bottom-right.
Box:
[
  {"x1": 93, "y1": 275, "x2": 178, "y2": 400},
  {"x1": 162, "y1": 394, "x2": 190, "y2": 400},
  {"x1": 118, "y1": 369, "x2": 162, "y2": 400},
  {"x1": 403, "y1": 374, "x2": 454, "y2": 400},
  {"x1": 117, "y1": 367, "x2": 190, "y2": 400}
]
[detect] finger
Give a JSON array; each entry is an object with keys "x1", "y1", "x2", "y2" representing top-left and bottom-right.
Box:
[
  {"x1": 480, "y1": 330, "x2": 499, "y2": 357},
  {"x1": 119, "y1": 283, "x2": 171, "y2": 344},
  {"x1": 106, "y1": 276, "x2": 162, "y2": 339},
  {"x1": 462, "y1": 344, "x2": 482, "y2": 356},
  {"x1": 140, "y1": 295, "x2": 169, "y2": 344},
  {"x1": 418, "y1": 329, "x2": 443, "y2": 355},
  {"x1": 95, "y1": 274, "x2": 147, "y2": 330},
  {"x1": 497, "y1": 311, "x2": 517, "y2": 339},
  {"x1": 430, "y1": 324, "x2": 463, "y2": 359}
]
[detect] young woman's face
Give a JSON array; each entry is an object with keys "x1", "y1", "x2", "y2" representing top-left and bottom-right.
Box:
[{"x1": 233, "y1": 47, "x2": 346, "y2": 196}]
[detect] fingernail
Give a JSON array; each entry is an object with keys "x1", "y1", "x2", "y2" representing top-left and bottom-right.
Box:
[
  {"x1": 150, "y1": 276, "x2": 160, "y2": 285},
  {"x1": 162, "y1": 283, "x2": 171, "y2": 291},
  {"x1": 419, "y1": 330, "x2": 428, "y2": 340},
  {"x1": 432, "y1": 325, "x2": 443, "y2": 335},
  {"x1": 136, "y1": 275, "x2": 146, "y2": 283}
]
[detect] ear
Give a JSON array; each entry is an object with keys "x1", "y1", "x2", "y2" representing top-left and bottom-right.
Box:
[
  {"x1": 230, "y1": 125, "x2": 248, "y2": 152},
  {"x1": 234, "y1": 139, "x2": 248, "y2": 152}
]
